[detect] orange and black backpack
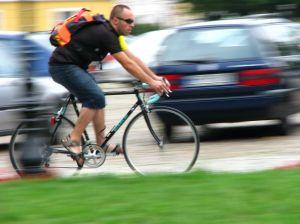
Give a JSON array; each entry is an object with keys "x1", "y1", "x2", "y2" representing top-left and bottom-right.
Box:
[{"x1": 50, "y1": 8, "x2": 106, "y2": 47}]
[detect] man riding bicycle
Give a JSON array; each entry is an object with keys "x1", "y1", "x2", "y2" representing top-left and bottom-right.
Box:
[{"x1": 48, "y1": 4, "x2": 170, "y2": 166}]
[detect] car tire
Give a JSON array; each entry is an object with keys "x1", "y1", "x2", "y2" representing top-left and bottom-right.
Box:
[
  {"x1": 277, "y1": 117, "x2": 291, "y2": 136},
  {"x1": 164, "y1": 124, "x2": 172, "y2": 142}
]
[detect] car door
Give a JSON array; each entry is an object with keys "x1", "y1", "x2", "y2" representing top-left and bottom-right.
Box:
[{"x1": 0, "y1": 37, "x2": 26, "y2": 135}]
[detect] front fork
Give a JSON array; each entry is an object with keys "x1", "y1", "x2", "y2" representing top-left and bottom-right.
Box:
[{"x1": 138, "y1": 94, "x2": 163, "y2": 148}]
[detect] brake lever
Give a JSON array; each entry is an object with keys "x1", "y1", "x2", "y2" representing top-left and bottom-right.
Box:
[
  {"x1": 161, "y1": 77, "x2": 172, "y2": 97},
  {"x1": 163, "y1": 88, "x2": 172, "y2": 97}
]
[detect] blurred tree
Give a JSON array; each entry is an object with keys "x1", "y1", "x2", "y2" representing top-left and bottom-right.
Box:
[
  {"x1": 131, "y1": 23, "x2": 161, "y2": 35},
  {"x1": 179, "y1": 0, "x2": 299, "y2": 19}
]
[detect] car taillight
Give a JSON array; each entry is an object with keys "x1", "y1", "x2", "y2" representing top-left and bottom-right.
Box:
[
  {"x1": 162, "y1": 74, "x2": 182, "y2": 90},
  {"x1": 50, "y1": 116, "x2": 56, "y2": 126},
  {"x1": 239, "y1": 68, "x2": 281, "y2": 86}
]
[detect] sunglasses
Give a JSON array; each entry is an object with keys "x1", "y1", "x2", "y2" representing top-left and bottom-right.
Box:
[{"x1": 117, "y1": 17, "x2": 134, "y2": 25}]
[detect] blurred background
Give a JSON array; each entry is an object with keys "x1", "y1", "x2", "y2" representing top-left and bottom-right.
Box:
[
  {"x1": 2, "y1": 3, "x2": 300, "y2": 224},
  {"x1": 2, "y1": 0, "x2": 300, "y2": 176}
]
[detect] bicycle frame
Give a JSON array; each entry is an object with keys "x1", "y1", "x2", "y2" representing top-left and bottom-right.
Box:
[
  {"x1": 10, "y1": 82, "x2": 200, "y2": 174},
  {"x1": 55, "y1": 88, "x2": 162, "y2": 150}
]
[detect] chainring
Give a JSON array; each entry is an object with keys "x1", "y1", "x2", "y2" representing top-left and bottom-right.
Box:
[{"x1": 83, "y1": 143, "x2": 106, "y2": 168}]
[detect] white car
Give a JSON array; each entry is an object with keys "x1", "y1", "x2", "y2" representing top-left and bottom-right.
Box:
[{"x1": 95, "y1": 29, "x2": 175, "y2": 81}]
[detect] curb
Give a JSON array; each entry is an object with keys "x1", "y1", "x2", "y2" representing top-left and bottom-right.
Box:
[
  {"x1": 275, "y1": 161, "x2": 300, "y2": 169},
  {"x1": 0, "y1": 168, "x2": 20, "y2": 183}
]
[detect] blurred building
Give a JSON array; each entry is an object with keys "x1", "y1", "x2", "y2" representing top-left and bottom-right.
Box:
[
  {"x1": 0, "y1": 0, "x2": 114, "y2": 32},
  {"x1": 117, "y1": 0, "x2": 198, "y2": 27}
]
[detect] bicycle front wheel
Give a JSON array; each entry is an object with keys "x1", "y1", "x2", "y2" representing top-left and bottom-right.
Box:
[{"x1": 123, "y1": 106, "x2": 200, "y2": 174}]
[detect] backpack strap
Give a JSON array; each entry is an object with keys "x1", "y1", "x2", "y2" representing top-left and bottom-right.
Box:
[{"x1": 74, "y1": 8, "x2": 90, "y2": 22}]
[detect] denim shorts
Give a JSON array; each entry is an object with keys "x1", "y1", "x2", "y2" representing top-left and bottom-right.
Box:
[{"x1": 49, "y1": 64, "x2": 105, "y2": 109}]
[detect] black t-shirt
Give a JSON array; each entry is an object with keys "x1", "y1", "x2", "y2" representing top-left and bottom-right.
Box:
[{"x1": 49, "y1": 22, "x2": 122, "y2": 69}]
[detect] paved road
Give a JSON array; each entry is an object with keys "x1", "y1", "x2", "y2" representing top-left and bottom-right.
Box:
[{"x1": 1, "y1": 91, "x2": 300, "y2": 178}]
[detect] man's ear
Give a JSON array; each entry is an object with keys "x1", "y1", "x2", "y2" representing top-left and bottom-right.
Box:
[{"x1": 111, "y1": 17, "x2": 119, "y2": 26}]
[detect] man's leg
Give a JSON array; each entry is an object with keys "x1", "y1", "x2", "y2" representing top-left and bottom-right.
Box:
[
  {"x1": 69, "y1": 107, "x2": 97, "y2": 153},
  {"x1": 92, "y1": 109, "x2": 123, "y2": 153},
  {"x1": 92, "y1": 109, "x2": 105, "y2": 145}
]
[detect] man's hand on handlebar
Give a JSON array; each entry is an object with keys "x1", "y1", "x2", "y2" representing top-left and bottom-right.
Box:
[
  {"x1": 161, "y1": 77, "x2": 171, "y2": 88},
  {"x1": 149, "y1": 77, "x2": 171, "y2": 96}
]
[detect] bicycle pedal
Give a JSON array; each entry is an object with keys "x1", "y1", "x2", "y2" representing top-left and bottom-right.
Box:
[{"x1": 106, "y1": 152, "x2": 119, "y2": 157}]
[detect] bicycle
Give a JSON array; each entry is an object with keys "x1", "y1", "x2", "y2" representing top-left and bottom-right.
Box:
[{"x1": 9, "y1": 81, "x2": 200, "y2": 176}]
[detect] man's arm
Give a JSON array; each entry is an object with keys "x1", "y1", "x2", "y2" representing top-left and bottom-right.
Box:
[
  {"x1": 124, "y1": 49, "x2": 170, "y2": 87},
  {"x1": 124, "y1": 49, "x2": 159, "y2": 80},
  {"x1": 112, "y1": 51, "x2": 169, "y2": 94}
]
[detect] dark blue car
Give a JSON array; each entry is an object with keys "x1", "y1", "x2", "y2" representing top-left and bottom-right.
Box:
[{"x1": 153, "y1": 18, "x2": 300, "y2": 134}]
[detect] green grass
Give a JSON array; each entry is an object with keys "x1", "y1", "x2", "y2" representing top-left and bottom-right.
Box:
[{"x1": 1, "y1": 170, "x2": 300, "y2": 224}]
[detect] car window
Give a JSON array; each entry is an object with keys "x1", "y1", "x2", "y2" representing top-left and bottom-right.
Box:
[
  {"x1": 256, "y1": 23, "x2": 300, "y2": 56},
  {"x1": 25, "y1": 33, "x2": 53, "y2": 77},
  {"x1": 26, "y1": 33, "x2": 54, "y2": 52},
  {"x1": 158, "y1": 27, "x2": 260, "y2": 62},
  {"x1": 0, "y1": 39, "x2": 24, "y2": 76},
  {"x1": 129, "y1": 30, "x2": 174, "y2": 63}
]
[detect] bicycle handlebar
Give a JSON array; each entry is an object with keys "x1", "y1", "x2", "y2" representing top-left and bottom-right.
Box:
[
  {"x1": 135, "y1": 80, "x2": 171, "y2": 96},
  {"x1": 134, "y1": 81, "x2": 171, "y2": 105},
  {"x1": 147, "y1": 94, "x2": 161, "y2": 104}
]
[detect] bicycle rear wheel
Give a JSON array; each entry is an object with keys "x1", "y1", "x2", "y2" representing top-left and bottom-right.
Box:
[
  {"x1": 9, "y1": 114, "x2": 85, "y2": 176},
  {"x1": 123, "y1": 106, "x2": 200, "y2": 174}
]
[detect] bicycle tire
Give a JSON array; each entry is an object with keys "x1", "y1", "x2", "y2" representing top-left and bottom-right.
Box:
[
  {"x1": 123, "y1": 106, "x2": 200, "y2": 174},
  {"x1": 9, "y1": 113, "x2": 84, "y2": 176}
]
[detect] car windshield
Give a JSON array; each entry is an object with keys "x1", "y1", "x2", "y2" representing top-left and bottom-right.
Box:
[
  {"x1": 26, "y1": 32, "x2": 54, "y2": 51},
  {"x1": 0, "y1": 39, "x2": 24, "y2": 75},
  {"x1": 158, "y1": 27, "x2": 260, "y2": 63},
  {"x1": 129, "y1": 29, "x2": 174, "y2": 63}
]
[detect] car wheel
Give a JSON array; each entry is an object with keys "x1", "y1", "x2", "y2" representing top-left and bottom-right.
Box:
[
  {"x1": 164, "y1": 124, "x2": 173, "y2": 142},
  {"x1": 277, "y1": 117, "x2": 291, "y2": 136}
]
